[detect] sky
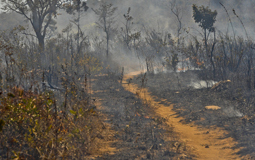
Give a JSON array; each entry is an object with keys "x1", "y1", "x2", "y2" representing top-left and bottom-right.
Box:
[{"x1": 0, "y1": 0, "x2": 254, "y2": 38}]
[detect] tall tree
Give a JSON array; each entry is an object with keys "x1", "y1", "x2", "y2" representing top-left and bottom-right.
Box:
[
  {"x1": 92, "y1": 2, "x2": 117, "y2": 58},
  {"x1": 63, "y1": 0, "x2": 89, "y2": 54},
  {"x1": 1, "y1": 0, "x2": 61, "y2": 50},
  {"x1": 192, "y1": 4, "x2": 217, "y2": 52},
  {"x1": 122, "y1": 7, "x2": 133, "y2": 49},
  {"x1": 193, "y1": 4, "x2": 217, "y2": 77},
  {"x1": 63, "y1": 0, "x2": 89, "y2": 77},
  {"x1": 121, "y1": 7, "x2": 141, "y2": 51},
  {"x1": 169, "y1": 0, "x2": 183, "y2": 46}
]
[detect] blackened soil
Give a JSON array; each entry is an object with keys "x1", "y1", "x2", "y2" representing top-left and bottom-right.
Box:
[
  {"x1": 91, "y1": 74, "x2": 193, "y2": 160},
  {"x1": 132, "y1": 71, "x2": 255, "y2": 159}
]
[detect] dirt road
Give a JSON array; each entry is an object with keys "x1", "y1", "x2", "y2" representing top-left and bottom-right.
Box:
[
  {"x1": 123, "y1": 72, "x2": 242, "y2": 160},
  {"x1": 91, "y1": 74, "x2": 192, "y2": 159}
]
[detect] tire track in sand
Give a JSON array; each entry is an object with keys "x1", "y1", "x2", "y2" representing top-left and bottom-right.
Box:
[{"x1": 123, "y1": 71, "x2": 242, "y2": 160}]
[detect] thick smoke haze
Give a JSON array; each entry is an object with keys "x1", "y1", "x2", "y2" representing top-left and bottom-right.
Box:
[
  {"x1": 1, "y1": 0, "x2": 254, "y2": 38},
  {"x1": 53, "y1": 0, "x2": 255, "y2": 39},
  {"x1": 0, "y1": 0, "x2": 254, "y2": 72}
]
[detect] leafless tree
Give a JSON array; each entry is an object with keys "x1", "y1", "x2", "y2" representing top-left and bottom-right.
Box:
[
  {"x1": 92, "y1": 1, "x2": 117, "y2": 58},
  {"x1": 121, "y1": 7, "x2": 141, "y2": 52},
  {"x1": 169, "y1": 0, "x2": 183, "y2": 46},
  {"x1": 63, "y1": 0, "x2": 89, "y2": 54},
  {"x1": 121, "y1": 7, "x2": 133, "y2": 49}
]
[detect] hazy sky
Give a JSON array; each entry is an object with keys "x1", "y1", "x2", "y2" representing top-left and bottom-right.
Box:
[{"x1": 1, "y1": 0, "x2": 254, "y2": 38}]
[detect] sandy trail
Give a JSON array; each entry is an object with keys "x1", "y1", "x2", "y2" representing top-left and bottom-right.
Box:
[{"x1": 123, "y1": 71, "x2": 242, "y2": 160}]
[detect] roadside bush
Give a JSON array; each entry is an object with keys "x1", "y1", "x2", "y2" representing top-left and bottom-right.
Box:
[{"x1": 0, "y1": 86, "x2": 104, "y2": 159}]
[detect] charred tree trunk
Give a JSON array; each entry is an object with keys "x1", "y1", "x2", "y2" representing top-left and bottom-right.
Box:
[
  {"x1": 204, "y1": 29, "x2": 208, "y2": 55},
  {"x1": 210, "y1": 31, "x2": 216, "y2": 78},
  {"x1": 247, "y1": 58, "x2": 252, "y2": 89},
  {"x1": 106, "y1": 32, "x2": 109, "y2": 58}
]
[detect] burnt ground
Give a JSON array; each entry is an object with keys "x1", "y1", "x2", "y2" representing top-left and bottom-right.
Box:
[
  {"x1": 90, "y1": 74, "x2": 193, "y2": 160},
  {"x1": 132, "y1": 71, "x2": 255, "y2": 159}
]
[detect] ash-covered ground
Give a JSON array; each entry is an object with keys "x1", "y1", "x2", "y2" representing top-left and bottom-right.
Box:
[
  {"x1": 91, "y1": 74, "x2": 193, "y2": 160},
  {"x1": 132, "y1": 70, "x2": 255, "y2": 159}
]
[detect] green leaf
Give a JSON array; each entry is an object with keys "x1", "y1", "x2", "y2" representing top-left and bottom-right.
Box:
[{"x1": 70, "y1": 110, "x2": 76, "y2": 115}]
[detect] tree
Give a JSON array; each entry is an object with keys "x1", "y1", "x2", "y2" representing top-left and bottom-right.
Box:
[
  {"x1": 121, "y1": 7, "x2": 133, "y2": 49},
  {"x1": 121, "y1": 7, "x2": 134, "y2": 49},
  {"x1": 63, "y1": 0, "x2": 89, "y2": 74},
  {"x1": 192, "y1": 4, "x2": 217, "y2": 77},
  {"x1": 92, "y1": 2, "x2": 117, "y2": 58},
  {"x1": 169, "y1": 0, "x2": 183, "y2": 46},
  {"x1": 121, "y1": 7, "x2": 141, "y2": 51},
  {"x1": 63, "y1": 0, "x2": 89, "y2": 54},
  {"x1": 1, "y1": 0, "x2": 61, "y2": 50},
  {"x1": 192, "y1": 4, "x2": 217, "y2": 52}
]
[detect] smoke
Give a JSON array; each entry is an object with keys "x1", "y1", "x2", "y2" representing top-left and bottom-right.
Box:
[
  {"x1": 1, "y1": 0, "x2": 254, "y2": 73},
  {"x1": 1, "y1": 0, "x2": 254, "y2": 36},
  {"x1": 223, "y1": 106, "x2": 243, "y2": 117},
  {"x1": 188, "y1": 80, "x2": 217, "y2": 89},
  {"x1": 54, "y1": 0, "x2": 255, "y2": 42}
]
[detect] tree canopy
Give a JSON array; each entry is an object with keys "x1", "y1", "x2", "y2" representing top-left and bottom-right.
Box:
[
  {"x1": 192, "y1": 4, "x2": 217, "y2": 32},
  {"x1": 1, "y1": 0, "x2": 61, "y2": 50}
]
